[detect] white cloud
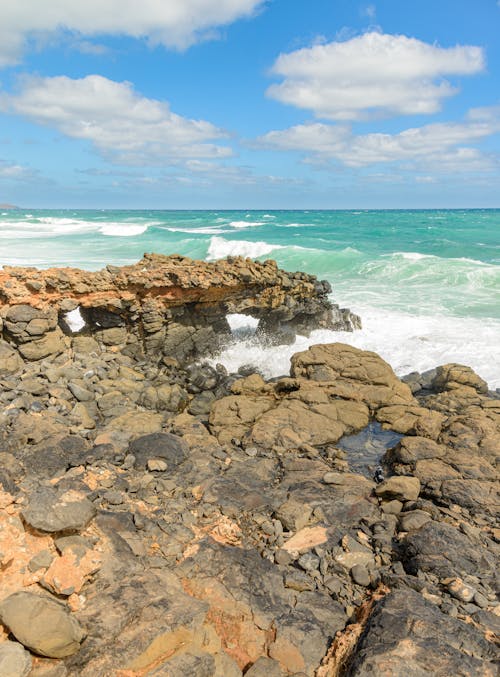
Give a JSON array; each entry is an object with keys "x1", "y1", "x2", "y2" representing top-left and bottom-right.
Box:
[
  {"x1": 0, "y1": 160, "x2": 38, "y2": 180},
  {"x1": 267, "y1": 32, "x2": 485, "y2": 120},
  {"x1": 0, "y1": 0, "x2": 265, "y2": 66},
  {"x1": 1, "y1": 75, "x2": 231, "y2": 166},
  {"x1": 258, "y1": 109, "x2": 500, "y2": 172}
]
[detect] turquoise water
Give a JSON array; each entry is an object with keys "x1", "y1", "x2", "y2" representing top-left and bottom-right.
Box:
[{"x1": 1, "y1": 208, "x2": 499, "y2": 386}]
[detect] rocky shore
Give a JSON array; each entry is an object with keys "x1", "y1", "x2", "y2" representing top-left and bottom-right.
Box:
[{"x1": 0, "y1": 255, "x2": 498, "y2": 676}]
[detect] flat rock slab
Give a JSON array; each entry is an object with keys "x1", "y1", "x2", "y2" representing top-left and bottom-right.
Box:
[
  {"x1": 21, "y1": 487, "x2": 96, "y2": 533},
  {"x1": 0, "y1": 592, "x2": 85, "y2": 658}
]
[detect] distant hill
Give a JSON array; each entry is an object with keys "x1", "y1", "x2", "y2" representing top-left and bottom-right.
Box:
[{"x1": 0, "y1": 203, "x2": 18, "y2": 209}]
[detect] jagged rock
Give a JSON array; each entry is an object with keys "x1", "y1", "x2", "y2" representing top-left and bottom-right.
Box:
[
  {"x1": 432, "y1": 363, "x2": 488, "y2": 394},
  {"x1": 0, "y1": 592, "x2": 85, "y2": 658},
  {"x1": 0, "y1": 254, "x2": 356, "y2": 362}
]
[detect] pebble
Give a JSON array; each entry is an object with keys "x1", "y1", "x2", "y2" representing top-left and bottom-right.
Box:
[
  {"x1": 447, "y1": 578, "x2": 475, "y2": 603},
  {"x1": 298, "y1": 552, "x2": 320, "y2": 572},
  {"x1": 147, "y1": 459, "x2": 168, "y2": 472},
  {"x1": 103, "y1": 490, "x2": 124, "y2": 505},
  {"x1": 351, "y1": 564, "x2": 371, "y2": 587},
  {"x1": 473, "y1": 591, "x2": 488, "y2": 608}
]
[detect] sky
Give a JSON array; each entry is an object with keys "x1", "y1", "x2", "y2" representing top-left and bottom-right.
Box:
[{"x1": 0, "y1": 0, "x2": 500, "y2": 209}]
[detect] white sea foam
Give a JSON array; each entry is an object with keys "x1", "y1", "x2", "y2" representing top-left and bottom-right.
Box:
[
  {"x1": 99, "y1": 223, "x2": 148, "y2": 236},
  {"x1": 209, "y1": 305, "x2": 500, "y2": 390},
  {"x1": 207, "y1": 236, "x2": 285, "y2": 260},
  {"x1": 161, "y1": 225, "x2": 227, "y2": 234},
  {"x1": 64, "y1": 306, "x2": 86, "y2": 332},
  {"x1": 229, "y1": 220, "x2": 265, "y2": 228}
]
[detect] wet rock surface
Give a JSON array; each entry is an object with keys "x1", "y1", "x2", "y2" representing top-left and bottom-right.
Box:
[{"x1": 0, "y1": 261, "x2": 498, "y2": 676}]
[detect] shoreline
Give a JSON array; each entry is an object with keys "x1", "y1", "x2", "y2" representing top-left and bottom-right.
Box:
[{"x1": 0, "y1": 255, "x2": 498, "y2": 675}]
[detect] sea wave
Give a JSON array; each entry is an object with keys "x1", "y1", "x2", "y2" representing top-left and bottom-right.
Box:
[
  {"x1": 208, "y1": 306, "x2": 500, "y2": 390},
  {"x1": 206, "y1": 236, "x2": 285, "y2": 259},
  {"x1": 99, "y1": 223, "x2": 148, "y2": 237}
]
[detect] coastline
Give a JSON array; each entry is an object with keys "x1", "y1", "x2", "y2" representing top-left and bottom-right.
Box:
[{"x1": 0, "y1": 255, "x2": 498, "y2": 675}]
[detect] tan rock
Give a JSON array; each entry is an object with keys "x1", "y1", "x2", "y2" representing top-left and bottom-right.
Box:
[{"x1": 282, "y1": 526, "x2": 328, "y2": 554}]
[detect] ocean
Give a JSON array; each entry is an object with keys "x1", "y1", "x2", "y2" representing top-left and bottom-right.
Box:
[{"x1": 1, "y1": 208, "x2": 499, "y2": 388}]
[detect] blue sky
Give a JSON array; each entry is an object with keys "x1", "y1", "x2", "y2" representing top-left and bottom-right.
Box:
[{"x1": 0, "y1": 0, "x2": 500, "y2": 208}]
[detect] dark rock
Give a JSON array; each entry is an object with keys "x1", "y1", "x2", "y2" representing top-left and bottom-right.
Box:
[
  {"x1": 345, "y1": 589, "x2": 497, "y2": 676},
  {"x1": 351, "y1": 564, "x2": 371, "y2": 586},
  {"x1": 21, "y1": 486, "x2": 96, "y2": 533},
  {"x1": 401, "y1": 521, "x2": 497, "y2": 581},
  {"x1": 128, "y1": 432, "x2": 188, "y2": 471}
]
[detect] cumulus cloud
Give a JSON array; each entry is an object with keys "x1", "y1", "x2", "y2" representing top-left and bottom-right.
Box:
[
  {"x1": 1, "y1": 75, "x2": 231, "y2": 165},
  {"x1": 267, "y1": 32, "x2": 485, "y2": 120},
  {"x1": 258, "y1": 109, "x2": 500, "y2": 172},
  {"x1": 0, "y1": 0, "x2": 265, "y2": 66}
]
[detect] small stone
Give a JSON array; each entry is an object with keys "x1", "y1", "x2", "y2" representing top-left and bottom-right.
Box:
[
  {"x1": 274, "y1": 549, "x2": 292, "y2": 566},
  {"x1": 324, "y1": 576, "x2": 342, "y2": 595},
  {"x1": 375, "y1": 475, "x2": 421, "y2": 502},
  {"x1": 68, "y1": 382, "x2": 94, "y2": 402},
  {"x1": 298, "y1": 551, "x2": 320, "y2": 572},
  {"x1": 245, "y1": 656, "x2": 283, "y2": 677},
  {"x1": 28, "y1": 549, "x2": 54, "y2": 572},
  {"x1": 381, "y1": 500, "x2": 403, "y2": 515},
  {"x1": 473, "y1": 591, "x2": 488, "y2": 609},
  {"x1": 146, "y1": 459, "x2": 168, "y2": 472},
  {"x1": 0, "y1": 641, "x2": 32, "y2": 677},
  {"x1": 351, "y1": 564, "x2": 371, "y2": 587},
  {"x1": 103, "y1": 491, "x2": 124, "y2": 505},
  {"x1": 322, "y1": 472, "x2": 345, "y2": 485},
  {"x1": 398, "y1": 510, "x2": 431, "y2": 532},
  {"x1": 0, "y1": 592, "x2": 85, "y2": 658},
  {"x1": 447, "y1": 578, "x2": 475, "y2": 603}
]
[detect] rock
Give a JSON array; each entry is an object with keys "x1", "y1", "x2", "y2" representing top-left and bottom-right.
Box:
[
  {"x1": 68, "y1": 382, "x2": 94, "y2": 402},
  {"x1": 0, "y1": 341, "x2": 23, "y2": 374},
  {"x1": 0, "y1": 592, "x2": 85, "y2": 658},
  {"x1": 346, "y1": 589, "x2": 497, "y2": 676},
  {"x1": 401, "y1": 521, "x2": 497, "y2": 581},
  {"x1": 322, "y1": 472, "x2": 345, "y2": 485},
  {"x1": 245, "y1": 656, "x2": 284, "y2": 676},
  {"x1": 432, "y1": 364, "x2": 488, "y2": 394},
  {"x1": 21, "y1": 487, "x2": 96, "y2": 533},
  {"x1": 351, "y1": 564, "x2": 371, "y2": 586},
  {"x1": 375, "y1": 475, "x2": 421, "y2": 502},
  {"x1": 275, "y1": 498, "x2": 312, "y2": 532},
  {"x1": 18, "y1": 329, "x2": 66, "y2": 361},
  {"x1": 398, "y1": 510, "x2": 431, "y2": 532},
  {"x1": 128, "y1": 432, "x2": 188, "y2": 471},
  {"x1": 447, "y1": 578, "x2": 476, "y2": 603},
  {"x1": 0, "y1": 641, "x2": 32, "y2": 677}
]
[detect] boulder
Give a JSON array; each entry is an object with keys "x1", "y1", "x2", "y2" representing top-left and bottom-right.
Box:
[
  {"x1": 0, "y1": 592, "x2": 85, "y2": 658},
  {"x1": 375, "y1": 476, "x2": 421, "y2": 502}
]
